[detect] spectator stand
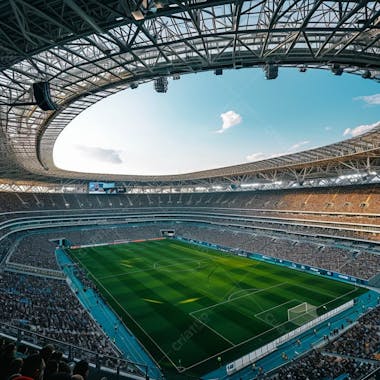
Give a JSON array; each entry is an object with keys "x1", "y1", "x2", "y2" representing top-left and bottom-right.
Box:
[
  {"x1": 176, "y1": 235, "x2": 371, "y2": 286},
  {"x1": 0, "y1": 323, "x2": 151, "y2": 380},
  {"x1": 56, "y1": 248, "x2": 162, "y2": 380}
]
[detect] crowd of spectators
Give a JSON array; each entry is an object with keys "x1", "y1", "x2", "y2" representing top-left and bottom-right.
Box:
[
  {"x1": 273, "y1": 351, "x2": 377, "y2": 380},
  {"x1": 175, "y1": 224, "x2": 380, "y2": 280},
  {"x1": 5, "y1": 222, "x2": 379, "y2": 279},
  {"x1": 0, "y1": 185, "x2": 378, "y2": 213},
  {"x1": 325, "y1": 305, "x2": 380, "y2": 360},
  {"x1": 8, "y1": 236, "x2": 59, "y2": 270},
  {"x1": 0, "y1": 341, "x2": 92, "y2": 380},
  {"x1": 272, "y1": 305, "x2": 380, "y2": 380},
  {"x1": 0, "y1": 272, "x2": 117, "y2": 357},
  {"x1": 7, "y1": 226, "x2": 163, "y2": 270},
  {"x1": 0, "y1": 187, "x2": 378, "y2": 268}
]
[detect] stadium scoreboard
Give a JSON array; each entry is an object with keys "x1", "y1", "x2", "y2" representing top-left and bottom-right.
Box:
[{"x1": 88, "y1": 181, "x2": 126, "y2": 194}]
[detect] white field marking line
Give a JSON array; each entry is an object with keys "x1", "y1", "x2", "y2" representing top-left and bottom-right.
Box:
[
  {"x1": 254, "y1": 299, "x2": 300, "y2": 319},
  {"x1": 254, "y1": 299, "x2": 303, "y2": 327},
  {"x1": 188, "y1": 313, "x2": 236, "y2": 347},
  {"x1": 321, "y1": 287, "x2": 359, "y2": 308},
  {"x1": 227, "y1": 288, "x2": 258, "y2": 301},
  {"x1": 189, "y1": 282, "x2": 288, "y2": 317},
  {"x1": 289, "y1": 281, "x2": 339, "y2": 299},
  {"x1": 291, "y1": 281, "x2": 358, "y2": 301},
  {"x1": 74, "y1": 255, "x2": 179, "y2": 371},
  {"x1": 153, "y1": 258, "x2": 209, "y2": 272},
  {"x1": 97, "y1": 267, "x2": 154, "y2": 280}
]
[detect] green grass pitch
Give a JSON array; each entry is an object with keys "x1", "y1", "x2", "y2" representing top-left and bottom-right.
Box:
[{"x1": 67, "y1": 239, "x2": 366, "y2": 377}]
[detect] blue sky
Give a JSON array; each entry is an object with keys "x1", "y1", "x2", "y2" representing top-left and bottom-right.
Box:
[{"x1": 53, "y1": 67, "x2": 380, "y2": 175}]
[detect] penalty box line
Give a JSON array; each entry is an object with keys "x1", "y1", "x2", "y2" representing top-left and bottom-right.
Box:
[
  {"x1": 254, "y1": 299, "x2": 302, "y2": 326},
  {"x1": 188, "y1": 313, "x2": 236, "y2": 347},
  {"x1": 189, "y1": 282, "x2": 288, "y2": 316},
  {"x1": 185, "y1": 283, "x2": 289, "y2": 354}
]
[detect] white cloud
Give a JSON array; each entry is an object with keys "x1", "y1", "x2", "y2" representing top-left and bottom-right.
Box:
[
  {"x1": 289, "y1": 140, "x2": 310, "y2": 151},
  {"x1": 355, "y1": 94, "x2": 380, "y2": 105},
  {"x1": 343, "y1": 121, "x2": 380, "y2": 137},
  {"x1": 75, "y1": 145, "x2": 124, "y2": 164},
  {"x1": 216, "y1": 110, "x2": 242, "y2": 133},
  {"x1": 246, "y1": 140, "x2": 311, "y2": 162},
  {"x1": 246, "y1": 151, "x2": 286, "y2": 162},
  {"x1": 246, "y1": 152, "x2": 269, "y2": 162}
]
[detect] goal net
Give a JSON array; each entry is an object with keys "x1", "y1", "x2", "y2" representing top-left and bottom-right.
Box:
[{"x1": 288, "y1": 302, "x2": 318, "y2": 326}]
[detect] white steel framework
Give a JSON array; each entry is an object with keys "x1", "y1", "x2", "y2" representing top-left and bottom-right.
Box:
[{"x1": 0, "y1": 0, "x2": 379, "y2": 190}]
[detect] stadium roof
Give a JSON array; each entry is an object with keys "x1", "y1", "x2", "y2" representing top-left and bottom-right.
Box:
[{"x1": 0, "y1": 0, "x2": 379, "y2": 187}]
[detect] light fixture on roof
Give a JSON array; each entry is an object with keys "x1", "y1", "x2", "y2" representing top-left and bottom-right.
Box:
[
  {"x1": 154, "y1": 0, "x2": 167, "y2": 8},
  {"x1": 132, "y1": 0, "x2": 161, "y2": 20},
  {"x1": 214, "y1": 68, "x2": 223, "y2": 75},
  {"x1": 154, "y1": 77, "x2": 168, "y2": 93},
  {"x1": 131, "y1": 10, "x2": 145, "y2": 20},
  {"x1": 361, "y1": 70, "x2": 372, "y2": 79},
  {"x1": 331, "y1": 64, "x2": 343, "y2": 76},
  {"x1": 130, "y1": 82, "x2": 138, "y2": 89},
  {"x1": 264, "y1": 64, "x2": 278, "y2": 80}
]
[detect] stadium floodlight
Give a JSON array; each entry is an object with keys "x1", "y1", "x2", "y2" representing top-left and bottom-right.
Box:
[
  {"x1": 362, "y1": 70, "x2": 372, "y2": 79},
  {"x1": 132, "y1": 10, "x2": 145, "y2": 20},
  {"x1": 331, "y1": 64, "x2": 343, "y2": 76},
  {"x1": 264, "y1": 64, "x2": 278, "y2": 80},
  {"x1": 132, "y1": 0, "x2": 160, "y2": 20},
  {"x1": 154, "y1": 77, "x2": 168, "y2": 93},
  {"x1": 130, "y1": 82, "x2": 138, "y2": 89},
  {"x1": 214, "y1": 68, "x2": 223, "y2": 75}
]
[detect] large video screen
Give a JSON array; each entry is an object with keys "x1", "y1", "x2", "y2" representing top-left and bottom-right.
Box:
[
  {"x1": 88, "y1": 182, "x2": 126, "y2": 194},
  {"x1": 88, "y1": 182, "x2": 117, "y2": 194}
]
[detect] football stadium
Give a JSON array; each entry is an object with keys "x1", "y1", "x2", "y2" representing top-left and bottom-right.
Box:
[{"x1": 0, "y1": 1, "x2": 379, "y2": 380}]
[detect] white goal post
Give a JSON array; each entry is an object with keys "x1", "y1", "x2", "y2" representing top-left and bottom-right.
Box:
[{"x1": 288, "y1": 302, "x2": 318, "y2": 324}]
